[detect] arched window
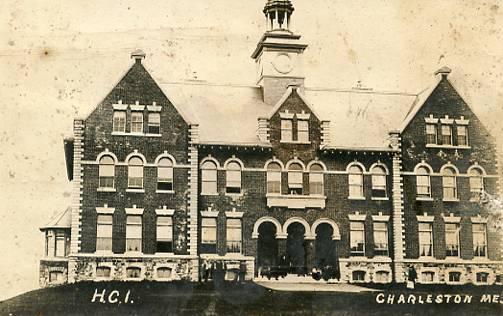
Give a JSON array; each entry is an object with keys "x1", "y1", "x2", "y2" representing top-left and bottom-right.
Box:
[
  {"x1": 128, "y1": 157, "x2": 144, "y2": 189},
  {"x1": 201, "y1": 161, "x2": 217, "y2": 194},
  {"x1": 288, "y1": 162, "x2": 303, "y2": 195},
  {"x1": 442, "y1": 167, "x2": 457, "y2": 200},
  {"x1": 98, "y1": 155, "x2": 115, "y2": 188},
  {"x1": 309, "y1": 164, "x2": 324, "y2": 195},
  {"x1": 371, "y1": 165, "x2": 387, "y2": 198},
  {"x1": 469, "y1": 167, "x2": 484, "y2": 197},
  {"x1": 226, "y1": 161, "x2": 242, "y2": 194},
  {"x1": 416, "y1": 166, "x2": 431, "y2": 198},
  {"x1": 267, "y1": 162, "x2": 282, "y2": 194},
  {"x1": 348, "y1": 165, "x2": 364, "y2": 198},
  {"x1": 157, "y1": 158, "x2": 173, "y2": 191}
]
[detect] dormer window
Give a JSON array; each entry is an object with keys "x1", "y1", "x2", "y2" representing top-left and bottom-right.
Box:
[
  {"x1": 297, "y1": 119, "x2": 309, "y2": 142},
  {"x1": 281, "y1": 119, "x2": 293, "y2": 141}
]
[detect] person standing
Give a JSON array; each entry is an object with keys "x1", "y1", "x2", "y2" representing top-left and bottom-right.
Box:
[{"x1": 407, "y1": 265, "x2": 417, "y2": 289}]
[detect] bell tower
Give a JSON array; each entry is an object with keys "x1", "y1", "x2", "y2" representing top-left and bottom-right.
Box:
[{"x1": 252, "y1": 0, "x2": 308, "y2": 105}]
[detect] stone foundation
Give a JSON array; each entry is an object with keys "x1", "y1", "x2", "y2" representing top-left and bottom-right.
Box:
[{"x1": 40, "y1": 259, "x2": 69, "y2": 287}]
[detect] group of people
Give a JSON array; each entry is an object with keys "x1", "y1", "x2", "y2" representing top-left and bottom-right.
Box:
[{"x1": 200, "y1": 260, "x2": 247, "y2": 284}]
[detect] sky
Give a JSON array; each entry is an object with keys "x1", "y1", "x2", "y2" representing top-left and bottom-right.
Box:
[{"x1": 1, "y1": 0, "x2": 503, "y2": 300}]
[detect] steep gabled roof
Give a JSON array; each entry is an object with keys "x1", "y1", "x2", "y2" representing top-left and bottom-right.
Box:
[{"x1": 40, "y1": 207, "x2": 72, "y2": 231}]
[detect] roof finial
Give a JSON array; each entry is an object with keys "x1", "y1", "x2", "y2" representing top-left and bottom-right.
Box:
[
  {"x1": 263, "y1": 0, "x2": 295, "y2": 32},
  {"x1": 131, "y1": 49, "x2": 146, "y2": 63},
  {"x1": 434, "y1": 66, "x2": 451, "y2": 78}
]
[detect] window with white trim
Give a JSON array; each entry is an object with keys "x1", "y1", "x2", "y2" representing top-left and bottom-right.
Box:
[
  {"x1": 126, "y1": 215, "x2": 142, "y2": 252},
  {"x1": 352, "y1": 270, "x2": 366, "y2": 282},
  {"x1": 96, "y1": 214, "x2": 113, "y2": 252},
  {"x1": 309, "y1": 164, "x2": 324, "y2": 195},
  {"x1": 297, "y1": 119, "x2": 309, "y2": 142},
  {"x1": 416, "y1": 166, "x2": 431, "y2": 198},
  {"x1": 267, "y1": 162, "x2": 282, "y2": 194},
  {"x1": 426, "y1": 123, "x2": 437, "y2": 144},
  {"x1": 96, "y1": 266, "x2": 111, "y2": 278},
  {"x1": 98, "y1": 155, "x2": 115, "y2": 188},
  {"x1": 445, "y1": 223, "x2": 459, "y2": 257},
  {"x1": 128, "y1": 157, "x2": 144, "y2": 189},
  {"x1": 442, "y1": 167, "x2": 457, "y2": 200},
  {"x1": 126, "y1": 267, "x2": 141, "y2": 279},
  {"x1": 46, "y1": 231, "x2": 55, "y2": 257},
  {"x1": 49, "y1": 271, "x2": 64, "y2": 283},
  {"x1": 201, "y1": 217, "x2": 217, "y2": 253},
  {"x1": 371, "y1": 165, "x2": 386, "y2": 198},
  {"x1": 226, "y1": 218, "x2": 242, "y2": 253},
  {"x1": 448, "y1": 271, "x2": 461, "y2": 283},
  {"x1": 156, "y1": 216, "x2": 173, "y2": 253},
  {"x1": 469, "y1": 167, "x2": 484, "y2": 197},
  {"x1": 113, "y1": 111, "x2": 126, "y2": 133},
  {"x1": 130, "y1": 112, "x2": 143, "y2": 133},
  {"x1": 288, "y1": 162, "x2": 303, "y2": 194},
  {"x1": 348, "y1": 165, "x2": 364, "y2": 198},
  {"x1": 148, "y1": 113, "x2": 160, "y2": 134},
  {"x1": 421, "y1": 271, "x2": 434, "y2": 283},
  {"x1": 456, "y1": 125, "x2": 468, "y2": 146},
  {"x1": 201, "y1": 161, "x2": 217, "y2": 194},
  {"x1": 157, "y1": 158, "x2": 173, "y2": 191},
  {"x1": 350, "y1": 221, "x2": 365, "y2": 256},
  {"x1": 418, "y1": 222, "x2": 433, "y2": 257},
  {"x1": 441, "y1": 124, "x2": 452, "y2": 145},
  {"x1": 55, "y1": 231, "x2": 67, "y2": 257},
  {"x1": 473, "y1": 223, "x2": 487, "y2": 257},
  {"x1": 476, "y1": 272, "x2": 489, "y2": 283},
  {"x1": 373, "y1": 222, "x2": 388, "y2": 256},
  {"x1": 157, "y1": 267, "x2": 172, "y2": 279},
  {"x1": 281, "y1": 119, "x2": 293, "y2": 142},
  {"x1": 226, "y1": 161, "x2": 242, "y2": 194}
]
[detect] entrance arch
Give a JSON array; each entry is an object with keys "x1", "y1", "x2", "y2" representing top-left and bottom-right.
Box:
[
  {"x1": 257, "y1": 222, "x2": 278, "y2": 270},
  {"x1": 314, "y1": 223, "x2": 337, "y2": 267},
  {"x1": 286, "y1": 222, "x2": 306, "y2": 274}
]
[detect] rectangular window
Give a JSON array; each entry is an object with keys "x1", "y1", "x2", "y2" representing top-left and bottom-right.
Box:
[
  {"x1": 55, "y1": 232, "x2": 66, "y2": 257},
  {"x1": 148, "y1": 113, "x2": 161, "y2": 134},
  {"x1": 96, "y1": 214, "x2": 113, "y2": 252},
  {"x1": 46, "y1": 231, "x2": 55, "y2": 257},
  {"x1": 348, "y1": 174, "x2": 364, "y2": 198},
  {"x1": 443, "y1": 174, "x2": 457, "y2": 199},
  {"x1": 131, "y1": 112, "x2": 144, "y2": 133},
  {"x1": 49, "y1": 271, "x2": 63, "y2": 283},
  {"x1": 371, "y1": 174, "x2": 386, "y2": 198},
  {"x1": 226, "y1": 170, "x2": 241, "y2": 194},
  {"x1": 350, "y1": 221, "x2": 365, "y2": 256},
  {"x1": 156, "y1": 216, "x2": 173, "y2": 253},
  {"x1": 157, "y1": 163, "x2": 173, "y2": 191},
  {"x1": 201, "y1": 218, "x2": 217, "y2": 253},
  {"x1": 441, "y1": 124, "x2": 452, "y2": 145},
  {"x1": 426, "y1": 123, "x2": 437, "y2": 144},
  {"x1": 473, "y1": 223, "x2": 487, "y2": 257},
  {"x1": 297, "y1": 120, "x2": 309, "y2": 142},
  {"x1": 96, "y1": 267, "x2": 111, "y2": 278},
  {"x1": 418, "y1": 222, "x2": 433, "y2": 257},
  {"x1": 267, "y1": 170, "x2": 281, "y2": 194},
  {"x1": 113, "y1": 111, "x2": 126, "y2": 133},
  {"x1": 126, "y1": 215, "x2": 142, "y2": 252},
  {"x1": 226, "y1": 218, "x2": 242, "y2": 253},
  {"x1": 309, "y1": 172, "x2": 323, "y2": 195},
  {"x1": 456, "y1": 125, "x2": 468, "y2": 146},
  {"x1": 416, "y1": 174, "x2": 431, "y2": 197},
  {"x1": 281, "y1": 119, "x2": 293, "y2": 142},
  {"x1": 201, "y1": 169, "x2": 217, "y2": 194},
  {"x1": 373, "y1": 222, "x2": 388, "y2": 256},
  {"x1": 288, "y1": 171, "x2": 303, "y2": 195},
  {"x1": 445, "y1": 223, "x2": 459, "y2": 257}
]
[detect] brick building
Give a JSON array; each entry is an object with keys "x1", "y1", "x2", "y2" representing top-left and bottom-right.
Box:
[{"x1": 40, "y1": 0, "x2": 502, "y2": 287}]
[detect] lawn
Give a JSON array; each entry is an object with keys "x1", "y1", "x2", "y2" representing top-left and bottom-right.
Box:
[{"x1": 0, "y1": 281, "x2": 501, "y2": 315}]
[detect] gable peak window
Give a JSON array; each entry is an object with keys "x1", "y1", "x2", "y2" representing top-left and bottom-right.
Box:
[
  {"x1": 128, "y1": 156, "x2": 144, "y2": 189},
  {"x1": 157, "y1": 158, "x2": 174, "y2": 191},
  {"x1": 426, "y1": 123, "x2": 438, "y2": 144},
  {"x1": 281, "y1": 119, "x2": 293, "y2": 142},
  {"x1": 131, "y1": 111, "x2": 144, "y2": 134},
  {"x1": 148, "y1": 112, "x2": 161, "y2": 134},
  {"x1": 442, "y1": 166, "x2": 457, "y2": 200},
  {"x1": 348, "y1": 164, "x2": 364, "y2": 198},
  {"x1": 416, "y1": 165, "x2": 431, "y2": 198},
  {"x1": 267, "y1": 162, "x2": 282, "y2": 194},
  {"x1": 297, "y1": 119, "x2": 309, "y2": 142},
  {"x1": 288, "y1": 162, "x2": 303, "y2": 194},
  {"x1": 226, "y1": 161, "x2": 242, "y2": 194},
  {"x1": 441, "y1": 124, "x2": 453, "y2": 145},
  {"x1": 98, "y1": 155, "x2": 115, "y2": 188},
  {"x1": 201, "y1": 160, "x2": 218, "y2": 195},
  {"x1": 113, "y1": 111, "x2": 126, "y2": 133},
  {"x1": 371, "y1": 165, "x2": 387, "y2": 198},
  {"x1": 309, "y1": 163, "x2": 324, "y2": 195},
  {"x1": 456, "y1": 125, "x2": 468, "y2": 146}
]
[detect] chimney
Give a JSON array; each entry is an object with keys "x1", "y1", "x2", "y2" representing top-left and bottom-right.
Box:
[
  {"x1": 434, "y1": 66, "x2": 451, "y2": 79},
  {"x1": 131, "y1": 49, "x2": 146, "y2": 64}
]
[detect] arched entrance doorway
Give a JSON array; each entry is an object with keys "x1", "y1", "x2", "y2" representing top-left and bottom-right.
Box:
[
  {"x1": 315, "y1": 224, "x2": 336, "y2": 267},
  {"x1": 257, "y1": 222, "x2": 278, "y2": 270},
  {"x1": 286, "y1": 223, "x2": 306, "y2": 274}
]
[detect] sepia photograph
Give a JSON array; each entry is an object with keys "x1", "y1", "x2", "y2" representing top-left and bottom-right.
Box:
[{"x1": 0, "y1": 0, "x2": 502, "y2": 315}]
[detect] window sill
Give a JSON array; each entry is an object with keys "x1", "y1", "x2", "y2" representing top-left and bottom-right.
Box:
[
  {"x1": 225, "y1": 192, "x2": 243, "y2": 197},
  {"x1": 416, "y1": 197, "x2": 434, "y2": 201},
  {"x1": 111, "y1": 132, "x2": 161, "y2": 137},
  {"x1": 348, "y1": 196, "x2": 366, "y2": 200},
  {"x1": 94, "y1": 251, "x2": 114, "y2": 256},
  {"x1": 371, "y1": 197, "x2": 388, "y2": 201},
  {"x1": 145, "y1": 133, "x2": 162, "y2": 137},
  {"x1": 154, "y1": 252, "x2": 175, "y2": 256},
  {"x1": 280, "y1": 140, "x2": 311, "y2": 145},
  {"x1": 97, "y1": 187, "x2": 116, "y2": 192},
  {"x1": 124, "y1": 251, "x2": 143, "y2": 256},
  {"x1": 126, "y1": 188, "x2": 145, "y2": 193},
  {"x1": 425, "y1": 144, "x2": 471, "y2": 149},
  {"x1": 443, "y1": 198, "x2": 460, "y2": 202},
  {"x1": 156, "y1": 190, "x2": 175, "y2": 194},
  {"x1": 201, "y1": 193, "x2": 219, "y2": 196}
]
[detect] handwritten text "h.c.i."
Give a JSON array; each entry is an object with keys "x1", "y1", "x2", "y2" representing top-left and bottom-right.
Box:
[{"x1": 91, "y1": 289, "x2": 133, "y2": 304}]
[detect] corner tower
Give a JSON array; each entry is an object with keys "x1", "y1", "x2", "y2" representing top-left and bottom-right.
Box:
[{"x1": 252, "y1": 0, "x2": 308, "y2": 105}]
